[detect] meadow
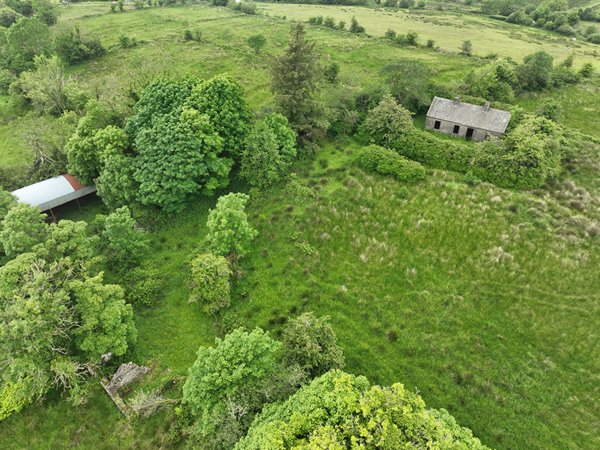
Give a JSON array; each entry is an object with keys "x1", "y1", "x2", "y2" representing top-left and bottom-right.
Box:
[
  {"x1": 0, "y1": 3, "x2": 599, "y2": 450},
  {"x1": 260, "y1": 3, "x2": 600, "y2": 67}
]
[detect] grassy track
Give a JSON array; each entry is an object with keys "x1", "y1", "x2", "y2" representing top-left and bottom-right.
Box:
[{"x1": 260, "y1": 3, "x2": 600, "y2": 68}]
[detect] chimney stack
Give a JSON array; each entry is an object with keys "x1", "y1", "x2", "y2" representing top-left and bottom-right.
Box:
[
  {"x1": 453, "y1": 96, "x2": 460, "y2": 105},
  {"x1": 483, "y1": 101, "x2": 490, "y2": 112}
]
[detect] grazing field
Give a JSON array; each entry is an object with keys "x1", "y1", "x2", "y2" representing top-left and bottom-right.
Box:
[
  {"x1": 260, "y1": 3, "x2": 600, "y2": 67},
  {"x1": 1, "y1": 3, "x2": 600, "y2": 450}
]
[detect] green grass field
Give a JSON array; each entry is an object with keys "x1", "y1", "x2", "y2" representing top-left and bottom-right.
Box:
[
  {"x1": 260, "y1": 3, "x2": 600, "y2": 68},
  {"x1": 0, "y1": 3, "x2": 599, "y2": 450}
]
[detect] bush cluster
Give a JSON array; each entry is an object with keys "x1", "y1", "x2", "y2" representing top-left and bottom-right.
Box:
[
  {"x1": 55, "y1": 26, "x2": 106, "y2": 65},
  {"x1": 355, "y1": 145, "x2": 426, "y2": 182}
]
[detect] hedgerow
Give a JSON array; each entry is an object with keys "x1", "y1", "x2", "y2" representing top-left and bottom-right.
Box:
[{"x1": 355, "y1": 144, "x2": 426, "y2": 182}]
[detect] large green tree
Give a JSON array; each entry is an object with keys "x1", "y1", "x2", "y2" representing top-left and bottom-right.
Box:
[
  {"x1": 186, "y1": 75, "x2": 251, "y2": 158},
  {"x1": 0, "y1": 220, "x2": 136, "y2": 420},
  {"x1": 133, "y1": 107, "x2": 232, "y2": 213},
  {"x1": 240, "y1": 113, "x2": 297, "y2": 190},
  {"x1": 271, "y1": 23, "x2": 328, "y2": 146},
  {"x1": 100, "y1": 206, "x2": 148, "y2": 269},
  {"x1": 516, "y1": 51, "x2": 554, "y2": 91},
  {"x1": 236, "y1": 370, "x2": 489, "y2": 449},
  {"x1": 2, "y1": 17, "x2": 52, "y2": 73},
  {"x1": 204, "y1": 193, "x2": 257, "y2": 259},
  {"x1": 182, "y1": 328, "x2": 282, "y2": 448},
  {"x1": 361, "y1": 94, "x2": 413, "y2": 148},
  {"x1": 382, "y1": 60, "x2": 433, "y2": 112}
]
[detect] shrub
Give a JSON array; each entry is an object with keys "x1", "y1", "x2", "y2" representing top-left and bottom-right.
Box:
[
  {"x1": 239, "y1": 1, "x2": 257, "y2": 15},
  {"x1": 246, "y1": 34, "x2": 266, "y2": 54},
  {"x1": 349, "y1": 16, "x2": 365, "y2": 33},
  {"x1": 101, "y1": 206, "x2": 149, "y2": 269},
  {"x1": 385, "y1": 29, "x2": 397, "y2": 40},
  {"x1": 536, "y1": 99, "x2": 562, "y2": 122},
  {"x1": 204, "y1": 193, "x2": 258, "y2": 259},
  {"x1": 183, "y1": 29, "x2": 202, "y2": 42},
  {"x1": 426, "y1": 39, "x2": 435, "y2": 48},
  {"x1": 323, "y1": 62, "x2": 340, "y2": 84},
  {"x1": 307, "y1": 16, "x2": 323, "y2": 25},
  {"x1": 0, "y1": 8, "x2": 19, "y2": 28},
  {"x1": 55, "y1": 26, "x2": 106, "y2": 65},
  {"x1": 394, "y1": 129, "x2": 475, "y2": 173},
  {"x1": 461, "y1": 40, "x2": 473, "y2": 56},
  {"x1": 579, "y1": 63, "x2": 594, "y2": 78},
  {"x1": 355, "y1": 145, "x2": 426, "y2": 182},
  {"x1": 361, "y1": 94, "x2": 414, "y2": 147},
  {"x1": 282, "y1": 312, "x2": 344, "y2": 378},
  {"x1": 323, "y1": 16, "x2": 335, "y2": 28},
  {"x1": 119, "y1": 33, "x2": 138, "y2": 49},
  {"x1": 0, "y1": 69, "x2": 14, "y2": 94},
  {"x1": 587, "y1": 33, "x2": 600, "y2": 44},
  {"x1": 189, "y1": 253, "x2": 232, "y2": 314},
  {"x1": 126, "y1": 266, "x2": 165, "y2": 308},
  {"x1": 517, "y1": 51, "x2": 553, "y2": 91},
  {"x1": 337, "y1": 20, "x2": 345, "y2": 30}
]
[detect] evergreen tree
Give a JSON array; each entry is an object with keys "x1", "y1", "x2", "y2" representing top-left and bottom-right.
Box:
[{"x1": 271, "y1": 23, "x2": 328, "y2": 147}]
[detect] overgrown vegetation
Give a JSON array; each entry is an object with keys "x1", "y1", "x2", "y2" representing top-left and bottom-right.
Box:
[{"x1": 0, "y1": 2, "x2": 599, "y2": 450}]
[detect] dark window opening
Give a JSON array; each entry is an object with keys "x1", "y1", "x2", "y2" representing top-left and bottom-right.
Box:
[
  {"x1": 453, "y1": 125, "x2": 460, "y2": 134},
  {"x1": 434, "y1": 120, "x2": 441, "y2": 130},
  {"x1": 466, "y1": 128, "x2": 474, "y2": 139}
]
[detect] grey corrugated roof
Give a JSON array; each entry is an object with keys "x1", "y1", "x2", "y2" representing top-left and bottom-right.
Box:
[{"x1": 426, "y1": 97, "x2": 511, "y2": 134}]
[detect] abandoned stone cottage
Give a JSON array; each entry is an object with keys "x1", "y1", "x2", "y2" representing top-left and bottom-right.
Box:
[{"x1": 425, "y1": 96, "x2": 511, "y2": 141}]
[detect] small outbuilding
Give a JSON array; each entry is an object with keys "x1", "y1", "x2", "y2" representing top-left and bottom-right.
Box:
[
  {"x1": 11, "y1": 174, "x2": 96, "y2": 215},
  {"x1": 425, "y1": 96, "x2": 511, "y2": 141}
]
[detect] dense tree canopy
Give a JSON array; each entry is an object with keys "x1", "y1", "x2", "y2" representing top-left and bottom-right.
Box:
[
  {"x1": 1, "y1": 17, "x2": 52, "y2": 73},
  {"x1": 0, "y1": 219, "x2": 136, "y2": 420},
  {"x1": 133, "y1": 107, "x2": 231, "y2": 213},
  {"x1": 182, "y1": 328, "x2": 282, "y2": 447},
  {"x1": 186, "y1": 75, "x2": 251, "y2": 158},
  {"x1": 236, "y1": 370, "x2": 489, "y2": 449},
  {"x1": 99, "y1": 206, "x2": 148, "y2": 269},
  {"x1": 462, "y1": 58, "x2": 517, "y2": 102},
  {"x1": 0, "y1": 203, "x2": 46, "y2": 257}
]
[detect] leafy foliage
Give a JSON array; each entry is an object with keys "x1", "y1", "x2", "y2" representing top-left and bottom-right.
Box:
[
  {"x1": 240, "y1": 113, "x2": 297, "y2": 189},
  {"x1": 473, "y1": 115, "x2": 563, "y2": 189},
  {"x1": 54, "y1": 26, "x2": 106, "y2": 65},
  {"x1": 246, "y1": 34, "x2": 266, "y2": 54},
  {"x1": 18, "y1": 55, "x2": 81, "y2": 115},
  {"x1": 182, "y1": 328, "x2": 281, "y2": 444},
  {"x1": 355, "y1": 145, "x2": 426, "y2": 182},
  {"x1": 133, "y1": 107, "x2": 231, "y2": 213},
  {"x1": 1, "y1": 17, "x2": 51, "y2": 73},
  {"x1": 361, "y1": 94, "x2": 413, "y2": 148},
  {"x1": 462, "y1": 58, "x2": 517, "y2": 102},
  {"x1": 272, "y1": 23, "x2": 328, "y2": 146},
  {"x1": 236, "y1": 370, "x2": 489, "y2": 449},
  {"x1": 0, "y1": 220, "x2": 136, "y2": 419},
  {"x1": 0, "y1": 203, "x2": 46, "y2": 257},
  {"x1": 281, "y1": 312, "x2": 344, "y2": 378},
  {"x1": 66, "y1": 102, "x2": 121, "y2": 185},
  {"x1": 517, "y1": 51, "x2": 554, "y2": 91},
  {"x1": 188, "y1": 253, "x2": 232, "y2": 314},
  {"x1": 382, "y1": 60, "x2": 433, "y2": 112},
  {"x1": 100, "y1": 206, "x2": 149, "y2": 269},
  {"x1": 204, "y1": 193, "x2": 257, "y2": 259},
  {"x1": 185, "y1": 75, "x2": 251, "y2": 158}
]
